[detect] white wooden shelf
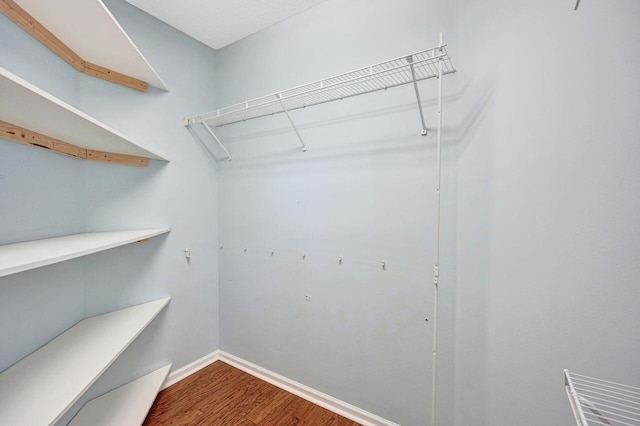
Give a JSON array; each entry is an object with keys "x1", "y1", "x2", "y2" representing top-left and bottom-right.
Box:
[
  {"x1": 0, "y1": 66, "x2": 169, "y2": 161},
  {"x1": 0, "y1": 297, "x2": 171, "y2": 426},
  {"x1": 0, "y1": 228, "x2": 170, "y2": 278},
  {"x1": 12, "y1": 0, "x2": 168, "y2": 91},
  {"x1": 69, "y1": 364, "x2": 171, "y2": 426}
]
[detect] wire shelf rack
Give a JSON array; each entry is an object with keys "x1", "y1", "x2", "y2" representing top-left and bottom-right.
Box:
[
  {"x1": 187, "y1": 44, "x2": 455, "y2": 127},
  {"x1": 564, "y1": 370, "x2": 640, "y2": 426}
]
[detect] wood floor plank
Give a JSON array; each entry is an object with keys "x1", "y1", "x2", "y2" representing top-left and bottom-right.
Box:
[
  {"x1": 141, "y1": 416, "x2": 164, "y2": 426},
  {"x1": 145, "y1": 361, "x2": 360, "y2": 426},
  {"x1": 258, "y1": 393, "x2": 309, "y2": 425},
  {"x1": 259, "y1": 393, "x2": 346, "y2": 426},
  {"x1": 232, "y1": 417, "x2": 257, "y2": 426},
  {"x1": 231, "y1": 377, "x2": 283, "y2": 420},
  {"x1": 243, "y1": 384, "x2": 292, "y2": 424},
  {"x1": 201, "y1": 376, "x2": 265, "y2": 423},
  {"x1": 161, "y1": 408, "x2": 204, "y2": 426},
  {"x1": 191, "y1": 371, "x2": 257, "y2": 425},
  {"x1": 145, "y1": 362, "x2": 231, "y2": 421},
  {"x1": 145, "y1": 365, "x2": 230, "y2": 426}
]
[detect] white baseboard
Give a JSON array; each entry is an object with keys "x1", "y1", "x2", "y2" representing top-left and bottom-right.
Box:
[
  {"x1": 161, "y1": 350, "x2": 220, "y2": 390},
  {"x1": 218, "y1": 351, "x2": 398, "y2": 426},
  {"x1": 162, "y1": 349, "x2": 398, "y2": 426}
]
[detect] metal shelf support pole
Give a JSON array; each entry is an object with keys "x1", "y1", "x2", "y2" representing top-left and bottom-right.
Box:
[
  {"x1": 564, "y1": 370, "x2": 588, "y2": 426},
  {"x1": 408, "y1": 56, "x2": 428, "y2": 136},
  {"x1": 202, "y1": 122, "x2": 232, "y2": 161},
  {"x1": 277, "y1": 94, "x2": 307, "y2": 152},
  {"x1": 430, "y1": 31, "x2": 444, "y2": 426}
]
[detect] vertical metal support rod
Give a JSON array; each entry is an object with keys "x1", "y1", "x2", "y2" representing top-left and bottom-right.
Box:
[
  {"x1": 201, "y1": 122, "x2": 232, "y2": 161},
  {"x1": 430, "y1": 31, "x2": 444, "y2": 426},
  {"x1": 278, "y1": 96, "x2": 307, "y2": 152},
  {"x1": 564, "y1": 370, "x2": 589, "y2": 426},
  {"x1": 408, "y1": 57, "x2": 428, "y2": 136}
]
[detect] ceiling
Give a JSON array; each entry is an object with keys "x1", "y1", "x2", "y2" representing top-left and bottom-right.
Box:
[{"x1": 124, "y1": 0, "x2": 327, "y2": 50}]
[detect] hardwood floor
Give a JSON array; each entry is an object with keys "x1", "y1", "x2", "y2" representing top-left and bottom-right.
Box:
[{"x1": 144, "y1": 361, "x2": 361, "y2": 425}]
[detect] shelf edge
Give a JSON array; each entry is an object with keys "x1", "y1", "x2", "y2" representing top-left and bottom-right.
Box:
[{"x1": 0, "y1": 228, "x2": 171, "y2": 278}]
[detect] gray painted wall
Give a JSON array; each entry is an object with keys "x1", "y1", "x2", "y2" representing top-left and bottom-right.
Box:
[{"x1": 0, "y1": 1, "x2": 220, "y2": 424}]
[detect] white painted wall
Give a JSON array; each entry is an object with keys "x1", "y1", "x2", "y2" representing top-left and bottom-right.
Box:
[
  {"x1": 215, "y1": 0, "x2": 456, "y2": 424},
  {"x1": 0, "y1": 1, "x2": 221, "y2": 424},
  {"x1": 452, "y1": 1, "x2": 640, "y2": 425},
  {"x1": 216, "y1": 0, "x2": 640, "y2": 425}
]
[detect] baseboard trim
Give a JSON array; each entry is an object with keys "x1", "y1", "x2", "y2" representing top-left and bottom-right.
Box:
[
  {"x1": 161, "y1": 350, "x2": 220, "y2": 390},
  {"x1": 161, "y1": 349, "x2": 397, "y2": 426},
  {"x1": 218, "y1": 351, "x2": 399, "y2": 426}
]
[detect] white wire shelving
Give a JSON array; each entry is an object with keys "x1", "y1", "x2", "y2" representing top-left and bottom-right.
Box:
[
  {"x1": 564, "y1": 369, "x2": 640, "y2": 426},
  {"x1": 184, "y1": 33, "x2": 455, "y2": 161}
]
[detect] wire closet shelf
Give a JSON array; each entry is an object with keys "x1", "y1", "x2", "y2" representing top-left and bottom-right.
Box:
[
  {"x1": 564, "y1": 369, "x2": 640, "y2": 426},
  {"x1": 185, "y1": 44, "x2": 455, "y2": 127}
]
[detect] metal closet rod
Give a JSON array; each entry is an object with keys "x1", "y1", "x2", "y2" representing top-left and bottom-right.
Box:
[{"x1": 183, "y1": 33, "x2": 455, "y2": 161}]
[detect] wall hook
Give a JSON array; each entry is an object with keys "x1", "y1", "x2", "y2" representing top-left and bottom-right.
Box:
[
  {"x1": 243, "y1": 247, "x2": 248, "y2": 253},
  {"x1": 338, "y1": 256, "x2": 342, "y2": 265},
  {"x1": 302, "y1": 252, "x2": 306, "y2": 260},
  {"x1": 381, "y1": 261, "x2": 386, "y2": 270},
  {"x1": 271, "y1": 250, "x2": 275, "y2": 256},
  {"x1": 219, "y1": 244, "x2": 224, "y2": 250}
]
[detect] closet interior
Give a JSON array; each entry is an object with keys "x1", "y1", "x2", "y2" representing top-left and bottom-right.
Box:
[{"x1": 1, "y1": 1, "x2": 638, "y2": 425}]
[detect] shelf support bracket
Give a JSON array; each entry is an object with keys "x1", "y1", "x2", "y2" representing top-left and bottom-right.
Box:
[
  {"x1": 201, "y1": 122, "x2": 232, "y2": 162},
  {"x1": 407, "y1": 56, "x2": 428, "y2": 136},
  {"x1": 277, "y1": 94, "x2": 307, "y2": 152}
]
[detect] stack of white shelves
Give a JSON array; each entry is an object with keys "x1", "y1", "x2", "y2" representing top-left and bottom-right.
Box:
[
  {"x1": 0, "y1": 22, "x2": 173, "y2": 420},
  {"x1": 0, "y1": 298, "x2": 171, "y2": 425}
]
